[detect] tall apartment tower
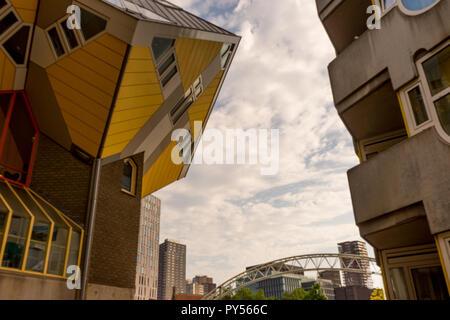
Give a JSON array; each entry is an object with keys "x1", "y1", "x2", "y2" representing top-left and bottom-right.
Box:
[
  {"x1": 338, "y1": 241, "x2": 372, "y2": 288},
  {"x1": 193, "y1": 275, "x2": 217, "y2": 295},
  {"x1": 135, "y1": 195, "x2": 161, "y2": 300},
  {"x1": 158, "y1": 239, "x2": 186, "y2": 300},
  {"x1": 316, "y1": 0, "x2": 450, "y2": 300}
]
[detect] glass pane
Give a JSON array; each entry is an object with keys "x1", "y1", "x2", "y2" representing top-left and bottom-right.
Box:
[
  {"x1": 48, "y1": 27, "x2": 65, "y2": 57},
  {"x1": 15, "y1": 188, "x2": 50, "y2": 273},
  {"x1": 401, "y1": 0, "x2": 438, "y2": 11},
  {"x1": 32, "y1": 195, "x2": 69, "y2": 276},
  {"x1": 60, "y1": 21, "x2": 78, "y2": 50},
  {"x1": 423, "y1": 46, "x2": 449, "y2": 96},
  {"x1": 162, "y1": 66, "x2": 177, "y2": 87},
  {"x1": 122, "y1": 162, "x2": 132, "y2": 192},
  {"x1": 67, "y1": 230, "x2": 80, "y2": 274},
  {"x1": 434, "y1": 94, "x2": 450, "y2": 135},
  {"x1": 0, "y1": 0, "x2": 7, "y2": 10},
  {"x1": 0, "y1": 197, "x2": 8, "y2": 249},
  {"x1": 151, "y1": 37, "x2": 175, "y2": 63},
  {"x1": 80, "y1": 8, "x2": 107, "y2": 41},
  {"x1": 0, "y1": 182, "x2": 30, "y2": 269},
  {"x1": 158, "y1": 54, "x2": 175, "y2": 76},
  {"x1": 411, "y1": 266, "x2": 449, "y2": 300},
  {"x1": 408, "y1": 86, "x2": 429, "y2": 125},
  {"x1": 389, "y1": 268, "x2": 410, "y2": 300},
  {"x1": 0, "y1": 94, "x2": 36, "y2": 184},
  {"x1": 0, "y1": 12, "x2": 18, "y2": 36},
  {"x1": 3, "y1": 26, "x2": 30, "y2": 65}
]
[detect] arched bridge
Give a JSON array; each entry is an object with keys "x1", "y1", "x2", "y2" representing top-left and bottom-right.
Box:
[{"x1": 202, "y1": 253, "x2": 381, "y2": 300}]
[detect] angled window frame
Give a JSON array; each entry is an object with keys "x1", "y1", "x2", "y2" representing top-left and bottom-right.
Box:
[
  {"x1": 0, "y1": 22, "x2": 33, "y2": 67},
  {"x1": 56, "y1": 15, "x2": 82, "y2": 53},
  {"x1": 400, "y1": 80, "x2": 433, "y2": 135},
  {"x1": 121, "y1": 158, "x2": 137, "y2": 196},
  {"x1": 45, "y1": 23, "x2": 69, "y2": 60},
  {"x1": 150, "y1": 36, "x2": 180, "y2": 97},
  {"x1": 76, "y1": 4, "x2": 108, "y2": 46},
  {"x1": 416, "y1": 40, "x2": 450, "y2": 142},
  {"x1": 375, "y1": 0, "x2": 441, "y2": 17},
  {"x1": 0, "y1": 5, "x2": 21, "y2": 42}
]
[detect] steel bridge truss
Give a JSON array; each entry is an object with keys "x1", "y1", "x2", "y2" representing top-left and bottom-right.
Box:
[{"x1": 203, "y1": 253, "x2": 381, "y2": 300}]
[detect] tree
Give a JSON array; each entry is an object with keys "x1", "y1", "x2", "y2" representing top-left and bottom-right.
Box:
[
  {"x1": 370, "y1": 289, "x2": 385, "y2": 300},
  {"x1": 223, "y1": 284, "x2": 327, "y2": 300}
]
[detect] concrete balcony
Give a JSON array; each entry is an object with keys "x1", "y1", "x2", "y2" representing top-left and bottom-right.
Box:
[
  {"x1": 348, "y1": 128, "x2": 450, "y2": 249},
  {"x1": 316, "y1": 0, "x2": 372, "y2": 53},
  {"x1": 327, "y1": 0, "x2": 450, "y2": 107}
]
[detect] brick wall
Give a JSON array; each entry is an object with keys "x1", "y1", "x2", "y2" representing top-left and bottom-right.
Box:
[
  {"x1": 30, "y1": 134, "x2": 92, "y2": 226},
  {"x1": 88, "y1": 153, "x2": 143, "y2": 289}
]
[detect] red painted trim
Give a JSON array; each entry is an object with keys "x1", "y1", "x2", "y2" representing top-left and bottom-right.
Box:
[
  {"x1": 0, "y1": 175, "x2": 27, "y2": 188},
  {"x1": 0, "y1": 162, "x2": 26, "y2": 174},
  {"x1": 0, "y1": 92, "x2": 16, "y2": 161},
  {"x1": 0, "y1": 91, "x2": 40, "y2": 187}
]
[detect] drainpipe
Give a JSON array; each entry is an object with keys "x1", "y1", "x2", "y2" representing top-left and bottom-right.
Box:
[
  {"x1": 79, "y1": 44, "x2": 131, "y2": 300},
  {"x1": 80, "y1": 158, "x2": 102, "y2": 300}
]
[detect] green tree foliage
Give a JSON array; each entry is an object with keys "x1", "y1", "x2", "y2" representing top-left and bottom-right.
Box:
[{"x1": 222, "y1": 284, "x2": 327, "y2": 300}]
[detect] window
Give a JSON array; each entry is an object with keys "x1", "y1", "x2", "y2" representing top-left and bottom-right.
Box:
[
  {"x1": 407, "y1": 85, "x2": 429, "y2": 126},
  {"x1": 0, "y1": 92, "x2": 39, "y2": 186},
  {"x1": 220, "y1": 43, "x2": 235, "y2": 69},
  {"x1": 379, "y1": 0, "x2": 440, "y2": 15},
  {"x1": 0, "y1": 11, "x2": 18, "y2": 36},
  {"x1": 3, "y1": 25, "x2": 30, "y2": 64},
  {"x1": 152, "y1": 37, "x2": 175, "y2": 64},
  {"x1": 60, "y1": 20, "x2": 79, "y2": 50},
  {"x1": 48, "y1": 27, "x2": 65, "y2": 57},
  {"x1": 401, "y1": 0, "x2": 439, "y2": 11},
  {"x1": 122, "y1": 158, "x2": 137, "y2": 195},
  {"x1": 411, "y1": 266, "x2": 449, "y2": 300},
  {"x1": 79, "y1": 7, "x2": 107, "y2": 42}
]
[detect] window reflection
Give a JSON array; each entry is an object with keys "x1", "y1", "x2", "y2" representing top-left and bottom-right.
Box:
[
  {"x1": 401, "y1": 0, "x2": 439, "y2": 11},
  {"x1": 389, "y1": 268, "x2": 410, "y2": 299}
]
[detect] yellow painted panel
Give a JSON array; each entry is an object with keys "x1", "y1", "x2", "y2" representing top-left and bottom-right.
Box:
[
  {"x1": 142, "y1": 141, "x2": 183, "y2": 197},
  {"x1": 121, "y1": 73, "x2": 159, "y2": 86},
  {"x1": 115, "y1": 95, "x2": 163, "y2": 111},
  {"x1": 107, "y1": 117, "x2": 149, "y2": 135},
  {"x1": 83, "y1": 41, "x2": 124, "y2": 69},
  {"x1": 47, "y1": 76, "x2": 109, "y2": 121},
  {"x1": 102, "y1": 45, "x2": 164, "y2": 158},
  {"x1": 189, "y1": 71, "x2": 224, "y2": 139},
  {"x1": 56, "y1": 57, "x2": 117, "y2": 95},
  {"x1": 117, "y1": 84, "x2": 162, "y2": 99},
  {"x1": 10, "y1": 0, "x2": 38, "y2": 23},
  {"x1": 46, "y1": 34, "x2": 127, "y2": 156},
  {"x1": 129, "y1": 46, "x2": 152, "y2": 60},
  {"x1": 175, "y1": 38, "x2": 222, "y2": 91},
  {"x1": 70, "y1": 49, "x2": 121, "y2": 82},
  {"x1": 96, "y1": 33, "x2": 128, "y2": 56},
  {"x1": 0, "y1": 51, "x2": 15, "y2": 90}
]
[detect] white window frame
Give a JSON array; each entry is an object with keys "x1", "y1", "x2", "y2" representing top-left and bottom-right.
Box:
[
  {"x1": 0, "y1": 22, "x2": 33, "y2": 67},
  {"x1": 0, "y1": 6, "x2": 21, "y2": 43},
  {"x1": 375, "y1": 0, "x2": 441, "y2": 17},
  {"x1": 417, "y1": 40, "x2": 450, "y2": 143},
  {"x1": 121, "y1": 158, "x2": 137, "y2": 196},
  {"x1": 75, "y1": 3, "x2": 109, "y2": 45},
  {"x1": 45, "y1": 23, "x2": 69, "y2": 60},
  {"x1": 400, "y1": 80, "x2": 433, "y2": 135},
  {"x1": 56, "y1": 15, "x2": 82, "y2": 53}
]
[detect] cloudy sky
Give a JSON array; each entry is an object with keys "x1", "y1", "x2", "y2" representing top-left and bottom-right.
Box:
[{"x1": 155, "y1": 0, "x2": 380, "y2": 287}]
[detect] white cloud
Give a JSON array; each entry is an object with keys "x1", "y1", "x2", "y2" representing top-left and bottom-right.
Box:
[{"x1": 157, "y1": 0, "x2": 381, "y2": 288}]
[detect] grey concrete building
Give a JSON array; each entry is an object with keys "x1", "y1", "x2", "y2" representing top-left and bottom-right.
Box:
[
  {"x1": 157, "y1": 239, "x2": 186, "y2": 300},
  {"x1": 316, "y1": 0, "x2": 450, "y2": 300}
]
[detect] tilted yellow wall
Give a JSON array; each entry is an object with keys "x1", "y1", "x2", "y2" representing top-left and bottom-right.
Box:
[
  {"x1": 47, "y1": 34, "x2": 127, "y2": 156},
  {"x1": 10, "y1": 0, "x2": 38, "y2": 23},
  {"x1": 188, "y1": 71, "x2": 224, "y2": 140},
  {"x1": 142, "y1": 141, "x2": 183, "y2": 197},
  {"x1": 0, "y1": 51, "x2": 15, "y2": 90},
  {"x1": 102, "y1": 46, "x2": 164, "y2": 158},
  {"x1": 175, "y1": 38, "x2": 222, "y2": 92}
]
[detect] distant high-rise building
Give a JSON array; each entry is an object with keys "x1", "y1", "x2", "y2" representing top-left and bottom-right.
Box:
[
  {"x1": 158, "y1": 239, "x2": 186, "y2": 300},
  {"x1": 302, "y1": 278, "x2": 336, "y2": 300},
  {"x1": 319, "y1": 270, "x2": 342, "y2": 288},
  {"x1": 186, "y1": 280, "x2": 205, "y2": 296},
  {"x1": 338, "y1": 241, "x2": 373, "y2": 288},
  {"x1": 135, "y1": 195, "x2": 161, "y2": 300},
  {"x1": 193, "y1": 275, "x2": 217, "y2": 295}
]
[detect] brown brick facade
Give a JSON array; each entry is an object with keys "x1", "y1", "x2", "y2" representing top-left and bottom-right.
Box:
[
  {"x1": 88, "y1": 153, "x2": 143, "y2": 289},
  {"x1": 31, "y1": 134, "x2": 92, "y2": 226}
]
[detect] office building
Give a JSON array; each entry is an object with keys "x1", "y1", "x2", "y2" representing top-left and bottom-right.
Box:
[
  {"x1": 158, "y1": 239, "x2": 186, "y2": 300},
  {"x1": 338, "y1": 241, "x2": 372, "y2": 288},
  {"x1": 193, "y1": 275, "x2": 216, "y2": 295},
  {"x1": 135, "y1": 195, "x2": 160, "y2": 300},
  {"x1": 186, "y1": 279, "x2": 204, "y2": 296},
  {"x1": 316, "y1": 0, "x2": 449, "y2": 299},
  {"x1": 0, "y1": 0, "x2": 238, "y2": 300}
]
